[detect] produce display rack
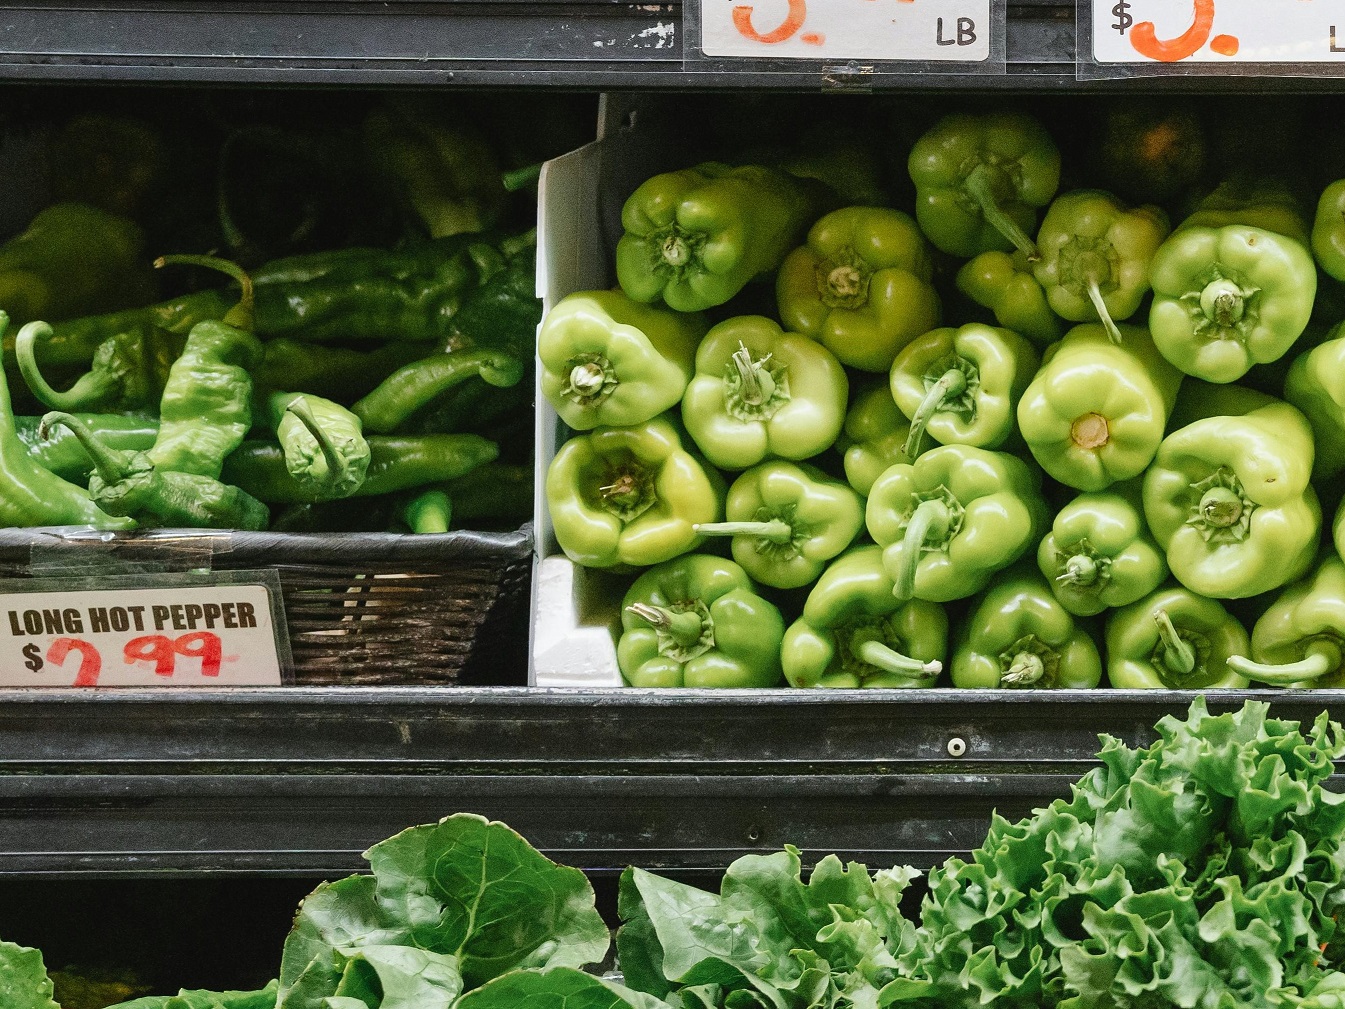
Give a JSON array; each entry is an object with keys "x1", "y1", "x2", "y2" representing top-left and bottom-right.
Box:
[{"x1": 1, "y1": 0, "x2": 1344, "y2": 891}]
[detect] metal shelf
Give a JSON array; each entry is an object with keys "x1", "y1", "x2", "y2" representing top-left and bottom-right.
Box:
[{"x1": 0, "y1": 686, "x2": 1340, "y2": 877}]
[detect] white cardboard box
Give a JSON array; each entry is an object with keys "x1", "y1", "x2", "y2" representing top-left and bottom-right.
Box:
[{"x1": 529, "y1": 96, "x2": 689, "y2": 687}]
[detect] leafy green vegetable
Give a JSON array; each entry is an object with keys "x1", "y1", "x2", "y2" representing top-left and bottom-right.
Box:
[
  {"x1": 0, "y1": 941, "x2": 61, "y2": 1009},
  {"x1": 456, "y1": 966, "x2": 673, "y2": 1009},
  {"x1": 106, "y1": 981, "x2": 279, "y2": 1009}
]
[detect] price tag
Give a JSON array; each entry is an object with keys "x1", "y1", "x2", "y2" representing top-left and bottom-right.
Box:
[
  {"x1": 699, "y1": 0, "x2": 991, "y2": 61},
  {"x1": 0, "y1": 571, "x2": 289, "y2": 687},
  {"x1": 1093, "y1": 0, "x2": 1345, "y2": 63}
]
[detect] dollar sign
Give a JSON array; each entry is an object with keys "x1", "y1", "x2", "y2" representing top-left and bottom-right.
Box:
[
  {"x1": 1112, "y1": 0, "x2": 1133, "y2": 33},
  {"x1": 22, "y1": 643, "x2": 42, "y2": 672}
]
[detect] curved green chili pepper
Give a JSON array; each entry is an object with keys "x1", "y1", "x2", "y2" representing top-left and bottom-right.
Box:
[
  {"x1": 14, "y1": 412, "x2": 158, "y2": 484},
  {"x1": 264, "y1": 391, "x2": 370, "y2": 498},
  {"x1": 252, "y1": 339, "x2": 427, "y2": 402},
  {"x1": 15, "y1": 320, "x2": 184, "y2": 413},
  {"x1": 352, "y1": 348, "x2": 525, "y2": 434},
  {"x1": 398, "y1": 488, "x2": 452, "y2": 534}
]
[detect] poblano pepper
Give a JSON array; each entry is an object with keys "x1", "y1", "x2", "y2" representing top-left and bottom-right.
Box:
[
  {"x1": 260, "y1": 391, "x2": 369, "y2": 498},
  {"x1": 546, "y1": 416, "x2": 722, "y2": 569},
  {"x1": 774, "y1": 206, "x2": 940, "y2": 372},
  {"x1": 538, "y1": 290, "x2": 705, "y2": 430},
  {"x1": 955, "y1": 250, "x2": 1062, "y2": 347},
  {"x1": 1032, "y1": 190, "x2": 1169, "y2": 345},
  {"x1": 1313, "y1": 180, "x2": 1345, "y2": 281},
  {"x1": 890, "y1": 323, "x2": 1039, "y2": 458},
  {"x1": 865, "y1": 444, "x2": 1047, "y2": 603},
  {"x1": 951, "y1": 569, "x2": 1102, "y2": 689},
  {"x1": 15, "y1": 320, "x2": 184, "y2": 413},
  {"x1": 1105, "y1": 585, "x2": 1249, "y2": 689},
  {"x1": 352, "y1": 348, "x2": 525, "y2": 435},
  {"x1": 14, "y1": 412, "x2": 157, "y2": 484},
  {"x1": 681, "y1": 315, "x2": 847, "y2": 471},
  {"x1": 1284, "y1": 332, "x2": 1345, "y2": 480},
  {"x1": 41, "y1": 412, "x2": 269, "y2": 531},
  {"x1": 1226, "y1": 556, "x2": 1345, "y2": 688},
  {"x1": 618, "y1": 554, "x2": 784, "y2": 688},
  {"x1": 1037, "y1": 484, "x2": 1168, "y2": 617},
  {"x1": 0, "y1": 314, "x2": 133, "y2": 530},
  {"x1": 224, "y1": 434, "x2": 498, "y2": 505},
  {"x1": 1017, "y1": 323, "x2": 1182, "y2": 491},
  {"x1": 907, "y1": 112, "x2": 1061, "y2": 259},
  {"x1": 693, "y1": 461, "x2": 863, "y2": 590},
  {"x1": 838, "y1": 383, "x2": 913, "y2": 497},
  {"x1": 1143, "y1": 395, "x2": 1321, "y2": 599},
  {"x1": 615, "y1": 162, "x2": 827, "y2": 312},
  {"x1": 781, "y1": 545, "x2": 945, "y2": 689}
]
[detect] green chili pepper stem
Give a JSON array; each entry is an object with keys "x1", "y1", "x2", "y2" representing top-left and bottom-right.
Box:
[
  {"x1": 1003, "y1": 651, "x2": 1045, "y2": 686},
  {"x1": 731, "y1": 343, "x2": 777, "y2": 407},
  {"x1": 1057, "y1": 554, "x2": 1101, "y2": 587},
  {"x1": 626, "y1": 603, "x2": 705, "y2": 648},
  {"x1": 501, "y1": 163, "x2": 543, "y2": 192},
  {"x1": 962, "y1": 163, "x2": 1039, "y2": 261},
  {"x1": 854, "y1": 638, "x2": 941, "y2": 678},
  {"x1": 894, "y1": 498, "x2": 951, "y2": 601},
  {"x1": 1226, "y1": 640, "x2": 1340, "y2": 686},
  {"x1": 1199, "y1": 486, "x2": 1244, "y2": 529},
  {"x1": 1083, "y1": 274, "x2": 1124, "y2": 345},
  {"x1": 14, "y1": 321, "x2": 101, "y2": 411},
  {"x1": 155, "y1": 254, "x2": 254, "y2": 331},
  {"x1": 1153, "y1": 609, "x2": 1197, "y2": 677},
  {"x1": 903, "y1": 369, "x2": 968, "y2": 460},
  {"x1": 38, "y1": 411, "x2": 133, "y2": 485},
  {"x1": 283, "y1": 395, "x2": 347, "y2": 491},
  {"x1": 693, "y1": 519, "x2": 794, "y2": 544}
]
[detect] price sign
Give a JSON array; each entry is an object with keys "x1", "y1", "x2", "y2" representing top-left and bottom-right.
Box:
[
  {"x1": 699, "y1": 0, "x2": 991, "y2": 61},
  {"x1": 0, "y1": 572, "x2": 287, "y2": 687},
  {"x1": 1093, "y1": 0, "x2": 1345, "y2": 63}
]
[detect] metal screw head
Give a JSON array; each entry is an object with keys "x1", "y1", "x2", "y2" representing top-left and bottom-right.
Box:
[{"x1": 947, "y1": 737, "x2": 967, "y2": 758}]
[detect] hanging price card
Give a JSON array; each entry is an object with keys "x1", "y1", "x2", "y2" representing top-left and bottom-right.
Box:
[
  {"x1": 1092, "y1": 0, "x2": 1345, "y2": 64},
  {"x1": 699, "y1": 0, "x2": 992, "y2": 61},
  {"x1": 0, "y1": 571, "x2": 289, "y2": 687}
]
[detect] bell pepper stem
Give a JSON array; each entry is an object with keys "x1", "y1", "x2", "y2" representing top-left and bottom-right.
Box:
[
  {"x1": 1198, "y1": 486, "x2": 1243, "y2": 529},
  {"x1": 962, "y1": 163, "x2": 1039, "y2": 261},
  {"x1": 38, "y1": 411, "x2": 134, "y2": 485},
  {"x1": 626, "y1": 603, "x2": 705, "y2": 648},
  {"x1": 731, "y1": 344, "x2": 777, "y2": 407},
  {"x1": 854, "y1": 638, "x2": 941, "y2": 678},
  {"x1": 693, "y1": 519, "x2": 794, "y2": 545},
  {"x1": 1226, "y1": 643, "x2": 1337, "y2": 686},
  {"x1": 1153, "y1": 609, "x2": 1197, "y2": 677},
  {"x1": 1056, "y1": 554, "x2": 1100, "y2": 587},
  {"x1": 283, "y1": 395, "x2": 347, "y2": 490},
  {"x1": 569, "y1": 362, "x2": 607, "y2": 398},
  {"x1": 903, "y1": 369, "x2": 968, "y2": 459},
  {"x1": 1002, "y1": 651, "x2": 1045, "y2": 686},
  {"x1": 14, "y1": 321, "x2": 104, "y2": 411},
  {"x1": 1200, "y1": 278, "x2": 1247, "y2": 327},
  {"x1": 1084, "y1": 275, "x2": 1124, "y2": 345},
  {"x1": 893, "y1": 499, "x2": 951, "y2": 601},
  {"x1": 155, "y1": 254, "x2": 254, "y2": 331}
]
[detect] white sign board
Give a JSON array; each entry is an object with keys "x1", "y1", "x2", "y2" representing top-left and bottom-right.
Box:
[
  {"x1": 0, "y1": 573, "x2": 287, "y2": 687},
  {"x1": 1093, "y1": 0, "x2": 1345, "y2": 63},
  {"x1": 700, "y1": 0, "x2": 991, "y2": 61}
]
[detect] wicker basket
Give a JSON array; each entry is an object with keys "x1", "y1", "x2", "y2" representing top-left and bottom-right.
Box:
[{"x1": 0, "y1": 526, "x2": 533, "y2": 686}]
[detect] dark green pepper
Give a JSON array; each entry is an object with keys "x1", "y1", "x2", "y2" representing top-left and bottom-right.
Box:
[
  {"x1": 14, "y1": 412, "x2": 158, "y2": 484},
  {"x1": 16, "y1": 320, "x2": 184, "y2": 413},
  {"x1": 352, "y1": 348, "x2": 525, "y2": 435}
]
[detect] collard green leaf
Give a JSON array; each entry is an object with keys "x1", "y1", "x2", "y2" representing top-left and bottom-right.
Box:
[
  {"x1": 454, "y1": 966, "x2": 675, "y2": 1009},
  {"x1": 107, "y1": 980, "x2": 279, "y2": 1009},
  {"x1": 336, "y1": 946, "x2": 462, "y2": 1009},
  {"x1": 0, "y1": 941, "x2": 60, "y2": 1009},
  {"x1": 617, "y1": 867, "x2": 674, "y2": 1000}
]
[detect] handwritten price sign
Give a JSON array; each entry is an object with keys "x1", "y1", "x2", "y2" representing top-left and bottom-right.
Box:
[
  {"x1": 1093, "y1": 0, "x2": 1345, "y2": 63},
  {"x1": 0, "y1": 578, "x2": 285, "y2": 687},
  {"x1": 700, "y1": 0, "x2": 991, "y2": 61}
]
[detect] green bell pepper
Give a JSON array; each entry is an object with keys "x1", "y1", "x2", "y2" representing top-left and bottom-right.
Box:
[
  {"x1": 775, "y1": 206, "x2": 940, "y2": 372},
  {"x1": 1338, "y1": 498, "x2": 1345, "y2": 564},
  {"x1": 781, "y1": 545, "x2": 945, "y2": 689},
  {"x1": 1225, "y1": 556, "x2": 1345, "y2": 688},
  {"x1": 538, "y1": 290, "x2": 705, "y2": 431},
  {"x1": 889, "y1": 323, "x2": 1039, "y2": 459},
  {"x1": 1179, "y1": 179, "x2": 1311, "y2": 245},
  {"x1": 546, "y1": 416, "x2": 723, "y2": 569},
  {"x1": 615, "y1": 162, "x2": 825, "y2": 312},
  {"x1": 1017, "y1": 323, "x2": 1182, "y2": 491},
  {"x1": 1105, "y1": 585, "x2": 1250, "y2": 689},
  {"x1": 1032, "y1": 190, "x2": 1169, "y2": 346},
  {"x1": 950, "y1": 569, "x2": 1102, "y2": 689},
  {"x1": 1143, "y1": 397, "x2": 1320, "y2": 599},
  {"x1": 693, "y1": 461, "x2": 863, "y2": 590},
  {"x1": 1284, "y1": 333, "x2": 1345, "y2": 480},
  {"x1": 907, "y1": 112, "x2": 1061, "y2": 259},
  {"x1": 681, "y1": 315, "x2": 847, "y2": 471},
  {"x1": 955, "y1": 250, "x2": 1062, "y2": 348},
  {"x1": 1312, "y1": 180, "x2": 1345, "y2": 282},
  {"x1": 1148, "y1": 225, "x2": 1317, "y2": 384},
  {"x1": 838, "y1": 383, "x2": 912, "y2": 497},
  {"x1": 618, "y1": 554, "x2": 784, "y2": 688},
  {"x1": 865, "y1": 444, "x2": 1047, "y2": 603},
  {"x1": 1037, "y1": 484, "x2": 1167, "y2": 617}
]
